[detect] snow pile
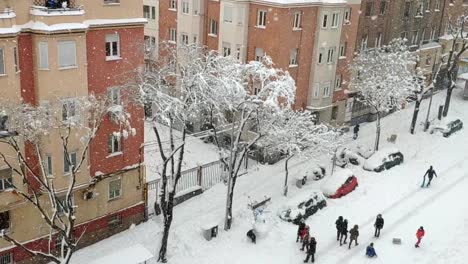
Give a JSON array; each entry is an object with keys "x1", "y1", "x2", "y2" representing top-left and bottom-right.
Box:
[
  {"x1": 321, "y1": 169, "x2": 354, "y2": 195},
  {"x1": 88, "y1": 244, "x2": 153, "y2": 264},
  {"x1": 363, "y1": 147, "x2": 400, "y2": 170}
]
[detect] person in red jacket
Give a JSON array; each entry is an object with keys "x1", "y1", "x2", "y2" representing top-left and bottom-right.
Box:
[
  {"x1": 300, "y1": 225, "x2": 310, "y2": 244},
  {"x1": 415, "y1": 226, "x2": 425, "y2": 248}
]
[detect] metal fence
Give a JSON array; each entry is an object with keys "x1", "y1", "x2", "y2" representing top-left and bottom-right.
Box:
[{"x1": 32, "y1": 0, "x2": 80, "y2": 9}]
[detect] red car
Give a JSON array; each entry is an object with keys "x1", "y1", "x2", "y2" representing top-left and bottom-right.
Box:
[{"x1": 321, "y1": 169, "x2": 358, "y2": 199}]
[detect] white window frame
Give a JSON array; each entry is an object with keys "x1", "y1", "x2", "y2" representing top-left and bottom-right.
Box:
[
  {"x1": 411, "y1": 30, "x2": 419, "y2": 45},
  {"x1": 331, "y1": 12, "x2": 340, "y2": 28},
  {"x1": 152, "y1": 6, "x2": 156, "y2": 19},
  {"x1": 313, "y1": 83, "x2": 320, "y2": 99},
  {"x1": 143, "y1": 5, "x2": 150, "y2": 18},
  {"x1": 108, "y1": 133, "x2": 122, "y2": 154},
  {"x1": 339, "y1": 42, "x2": 347, "y2": 57},
  {"x1": 335, "y1": 75, "x2": 342, "y2": 90},
  {"x1": 435, "y1": 0, "x2": 440, "y2": 10},
  {"x1": 181, "y1": 33, "x2": 189, "y2": 45},
  {"x1": 0, "y1": 48, "x2": 4, "y2": 75},
  {"x1": 343, "y1": 8, "x2": 351, "y2": 24},
  {"x1": 255, "y1": 47, "x2": 263, "y2": 61},
  {"x1": 169, "y1": 0, "x2": 177, "y2": 10},
  {"x1": 193, "y1": 0, "x2": 199, "y2": 15},
  {"x1": 323, "y1": 82, "x2": 331, "y2": 98},
  {"x1": 379, "y1": 1, "x2": 387, "y2": 15},
  {"x1": 0, "y1": 168, "x2": 13, "y2": 191},
  {"x1": 13, "y1": 47, "x2": 19, "y2": 73},
  {"x1": 107, "y1": 87, "x2": 120, "y2": 105},
  {"x1": 224, "y1": 5, "x2": 233, "y2": 23},
  {"x1": 237, "y1": 7, "x2": 245, "y2": 25},
  {"x1": 257, "y1": 10, "x2": 267, "y2": 28},
  {"x1": 58, "y1": 41, "x2": 77, "y2": 69},
  {"x1": 209, "y1": 19, "x2": 218, "y2": 36},
  {"x1": 321, "y1": 13, "x2": 328, "y2": 29},
  {"x1": 105, "y1": 34, "x2": 120, "y2": 60},
  {"x1": 62, "y1": 99, "x2": 77, "y2": 121},
  {"x1": 182, "y1": 0, "x2": 189, "y2": 14},
  {"x1": 431, "y1": 27, "x2": 437, "y2": 40},
  {"x1": 289, "y1": 48, "x2": 298, "y2": 66},
  {"x1": 360, "y1": 35, "x2": 368, "y2": 50},
  {"x1": 222, "y1": 42, "x2": 231, "y2": 57},
  {"x1": 318, "y1": 48, "x2": 325, "y2": 64},
  {"x1": 63, "y1": 151, "x2": 77, "y2": 174},
  {"x1": 169, "y1": 28, "x2": 177, "y2": 42},
  {"x1": 109, "y1": 178, "x2": 122, "y2": 200},
  {"x1": 193, "y1": 34, "x2": 198, "y2": 44},
  {"x1": 0, "y1": 211, "x2": 11, "y2": 234},
  {"x1": 0, "y1": 252, "x2": 12, "y2": 264},
  {"x1": 327, "y1": 47, "x2": 335, "y2": 64},
  {"x1": 375, "y1": 32, "x2": 382, "y2": 47},
  {"x1": 43, "y1": 154, "x2": 53, "y2": 176},
  {"x1": 236, "y1": 44, "x2": 242, "y2": 60},
  {"x1": 38, "y1": 42, "x2": 49, "y2": 70},
  {"x1": 293, "y1": 12, "x2": 302, "y2": 29}
]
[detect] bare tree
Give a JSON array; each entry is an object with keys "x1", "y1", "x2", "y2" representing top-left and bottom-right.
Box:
[
  {"x1": 0, "y1": 95, "x2": 132, "y2": 264},
  {"x1": 350, "y1": 39, "x2": 418, "y2": 151}
]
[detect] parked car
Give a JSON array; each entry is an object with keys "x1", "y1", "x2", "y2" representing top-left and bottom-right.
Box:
[
  {"x1": 305, "y1": 164, "x2": 326, "y2": 180},
  {"x1": 406, "y1": 88, "x2": 436, "y2": 103},
  {"x1": 278, "y1": 191, "x2": 327, "y2": 224},
  {"x1": 334, "y1": 147, "x2": 362, "y2": 168},
  {"x1": 430, "y1": 119, "x2": 463, "y2": 138},
  {"x1": 363, "y1": 148, "x2": 404, "y2": 172},
  {"x1": 321, "y1": 169, "x2": 358, "y2": 199}
]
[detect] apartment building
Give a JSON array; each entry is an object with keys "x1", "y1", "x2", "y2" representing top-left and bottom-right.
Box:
[
  {"x1": 0, "y1": 1, "x2": 145, "y2": 263},
  {"x1": 144, "y1": 0, "x2": 159, "y2": 61},
  {"x1": 157, "y1": 0, "x2": 360, "y2": 125}
]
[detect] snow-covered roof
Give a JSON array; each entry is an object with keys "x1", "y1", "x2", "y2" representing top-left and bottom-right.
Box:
[
  {"x1": 89, "y1": 244, "x2": 153, "y2": 264},
  {"x1": 321, "y1": 168, "x2": 354, "y2": 195},
  {"x1": 251, "y1": 0, "x2": 346, "y2": 7}
]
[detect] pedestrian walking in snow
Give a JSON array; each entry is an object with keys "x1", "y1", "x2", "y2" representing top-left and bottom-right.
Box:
[
  {"x1": 340, "y1": 219, "x2": 348, "y2": 246},
  {"x1": 247, "y1": 229, "x2": 256, "y2": 244},
  {"x1": 353, "y1": 124, "x2": 360, "y2": 140},
  {"x1": 374, "y1": 214, "x2": 384, "y2": 238},
  {"x1": 335, "y1": 216, "x2": 344, "y2": 241},
  {"x1": 415, "y1": 226, "x2": 425, "y2": 248},
  {"x1": 365, "y1": 243, "x2": 377, "y2": 258},
  {"x1": 423, "y1": 166, "x2": 438, "y2": 187},
  {"x1": 348, "y1": 225, "x2": 359, "y2": 249},
  {"x1": 297, "y1": 220, "x2": 306, "y2": 242},
  {"x1": 304, "y1": 237, "x2": 317, "y2": 263},
  {"x1": 301, "y1": 226, "x2": 310, "y2": 251}
]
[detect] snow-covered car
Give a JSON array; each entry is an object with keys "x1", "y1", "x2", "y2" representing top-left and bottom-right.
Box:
[
  {"x1": 305, "y1": 164, "x2": 326, "y2": 180},
  {"x1": 430, "y1": 119, "x2": 463, "y2": 138},
  {"x1": 278, "y1": 191, "x2": 327, "y2": 224},
  {"x1": 334, "y1": 147, "x2": 362, "y2": 168},
  {"x1": 363, "y1": 148, "x2": 404, "y2": 172},
  {"x1": 321, "y1": 169, "x2": 358, "y2": 199},
  {"x1": 356, "y1": 145, "x2": 375, "y2": 159}
]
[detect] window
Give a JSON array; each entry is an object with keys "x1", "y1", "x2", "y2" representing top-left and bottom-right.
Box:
[
  {"x1": 401, "y1": 31, "x2": 408, "y2": 40},
  {"x1": 108, "y1": 134, "x2": 121, "y2": 154},
  {"x1": 331, "y1": 106, "x2": 338, "y2": 120},
  {"x1": 313, "y1": 83, "x2": 320, "y2": 98},
  {"x1": 182, "y1": 0, "x2": 189, "y2": 14},
  {"x1": 43, "y1": 155, "x2": 53, "y2": 176},
  {"x1": 107, "y1": 88, "x2": 120, "y2": 105},
  {"x1": 379, "y1": 1, "x2": 387, "y2": 15},
  {"x1": 144, "y1": 35, "x2": 156, "y2": 51},
  {"x1": 170, "y1": 0, "x2": 177, "y2": 10},
  {"x1": 143, "y1": 5, "x2": 150, "y2": 18},
  {"x1": 236, "y1": 45, "x2": 242, "y2": 60},
  {"x1": 416, "y1": 4, "x2": 423, "y2": 16},
  {"x1": 0, "y1": 211, "x2": 10, "y2": 233},
  {"x1": 222, "y1": 42, "x2": 231, "y2": 57},
  {"x1": 0, "y1": 48, "x2": 4, "y2": 75},
  {"x1": 193, "y1": 0, "x2": 199, "y2": 14},
  {"x1": 0, "y1": 252, "x2": 12, "y2": 264},
  {"x1": 13, "y1": 47, "x2": 19, "y2": 73},
  {"x1": 318, "y1": 48, "x2": 324, "y2": 64},
  {"x1": 365, "y1": 2, "x2": 373, "y2": 16},
  {"x1": 39, "y1": 42, "x2": 49, "y2": 70},
  {"x1": 327, "y1": 47, "x2": 335, "y2": 63},
  {"x1": 375, "y1": 32, "x2": 382, "y2": 47},
  {"x1": 435, "y1": 0, "x2": 440, "y2": 10},
  {"x1": 426, "y1": 56, "x2": 432, "y2": 66},
  {"x1": 108, "y1": 214, "x2": 122, "y2": 229},
  {"x1": 323, "y1": 82, "x2": 331, "y2": 97},
  {"x1": 293, "y1": 12, "x2": 302, "y2": 29},
  {"x1": 104, "y1": 0, "x2": 120, "y2": 3},
  {"x1": 58, "y1": 41, "x2": 77, "y2": 68},
  {"x1": 193, "y1": 34, "x2": 198, "y2": 44},
  {"x1": 257, "y1": 10, "x2": 266, "y2": 27},
  {"x1": 344, "y1": 8, "x2": 351, "y2": 24},
  {"x1": 360, "y1": 35, "x2": 368, "y2": 50},
  {"x1": 62, "y1": 100, "x2": 77, "y2": 121},
  {"x1": 181, "y1": 33, "x2": 189, "y2": 44},
  {"x1": 109, "y1": 178, "x2": 122, "y2": 199},
  {"x1": 255, "y1": 48, "x2": 263, "y2": 61},
  {"x1": 425, "y1": 0, "x2": 431, "y2": 11},
  {"x1": 152, "y1": 6, "x2": 156, "y2": 19},
  {"x1": 331, "y1": 12, "x2": 339, "y2": 28},
  {"x1": 0, "y1": 169, "x2": 13, "y2": 191},
  {"x1": 237, "y1": 7, "x2": 245, "y2": 25},
  {"x1": 169, "y1": 28, "x2": 177, "y2": 42},
  {"x1": 340, "y1": 42, "x2": 347, "y2": 57},
  {"x1": 209, "y1": 19, "x2": 218, "y2": 35},
  {"x1": 289, "y1": 48, "x2": 298, "y2": 66},
  {"x1": 224, "y1": 5, "x2": 233, "y2": 23},
  {"x1": 404, "y1": 2, "x2": 411, "y2": 17},
  {"x1": 56, "y1": 195, "x2": 73, "y2": 215},
  {"x1": 335, "y1": 75, "x2": 342, "y2": 89},
  {"x1": 322, "y1": 13, "x2": 328, "y2": 28},
  {"x1": 105, "y1": 34, "x2": 120, "y2": 59},
  {"x1": 431, "y1": 27, "x2": 437, "y2": 40},
  {"x1": 421, "y1": 28, "x2": 426, "y2": 41},
  {"x1": 411, "y1": 30, "x2": 419, "y2": 45},
  {"x1": 63, "y1": 151, "x2": 77, "y2": 174}
]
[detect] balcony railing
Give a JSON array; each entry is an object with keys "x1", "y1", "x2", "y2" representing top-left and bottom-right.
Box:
[{"x1": 31, "y1": 0, "x2": 82, "y2": 12}]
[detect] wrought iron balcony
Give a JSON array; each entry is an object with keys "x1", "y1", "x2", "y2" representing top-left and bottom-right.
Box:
[{"x1": 31, "y1": 0, "x2": 82, "y2": 12}]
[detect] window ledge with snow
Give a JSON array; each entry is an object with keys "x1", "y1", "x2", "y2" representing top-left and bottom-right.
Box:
[
  {"x1": 59, "y1": 65, "x2": 78, "y2": 71},
  {"x1": 255, "y1": 25, "x2": 266, "y2": 29},
  {"x1": 168, "y1": 8, "x2": 177, "y2": 12},
  {"x1": 108, "y1": 196, "x2": 122, "y2": 202},
  {"x1": 168, "y1": 40, "x2": 176, "y2": 44},
  {"x1": 208, "y1": 33, "x2": 217, "y2": 38},
  {"x1": 0, "y1": 74, "x2": 7, "y2": 78},
  {"x1": 292, "y1": 27, "x2": 302, "y2": 31},
  {"x1": 289, "y1": 64, "x2": 298, "y2": 68},
  {"x1": 103, "y1": 3, "x2": 121, "y2": 6},
  {"x1": 106, "y1": 56, "x2": 122, "y2": 62},
  {"x1": 107, "y1": 151, "x2": 123, "y2": 159},
  {"x1": 339, "y1": 56, "x2": 347, "y2": 60}
]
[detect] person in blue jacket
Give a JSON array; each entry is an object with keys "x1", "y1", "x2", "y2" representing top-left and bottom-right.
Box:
[{"x1": 366, "y1": 243, "x2": 377, "y2": 258}]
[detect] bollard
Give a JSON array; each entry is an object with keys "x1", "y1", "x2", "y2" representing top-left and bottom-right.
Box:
[{"x1": 438, "y1": 105, "x2": 444, "y2": 120}]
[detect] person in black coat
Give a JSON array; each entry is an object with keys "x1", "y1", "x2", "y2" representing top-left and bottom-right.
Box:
[
  {"x1": 304, "y1": 237, "x2": 317, "y2": 263},
  {"x1": 297, "y1": 220, "x2": 306, "y2": 242},
  {"x1": 348, "y1": 225, "x2": 359, "y2": 249},
  {"x1": 340, "y1": 219, "x2": 348, "y2": 246},
  {"x1": 335, "y1": 216, "x2": 344, "y2": 241},
  {"x1": 353, "y1": 124, "x2": 360, "y2": 139},
  {"x1": 374, "y1": 214, "x2": 384, "y2": 238},
  {"x1": 424, "y1": 166, "x2": 438, "y2": 187},
  {"x1": 246, "y1": 229, "x2": 256, "y2": 244}
]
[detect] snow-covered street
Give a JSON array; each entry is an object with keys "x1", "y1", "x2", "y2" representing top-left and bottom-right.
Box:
[{"x1": 72, "y1": 88, "x2": 468, "y2": 264}]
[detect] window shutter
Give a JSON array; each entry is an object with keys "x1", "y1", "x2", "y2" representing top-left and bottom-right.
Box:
[{"x1": 58, "y1": 41, "x2": 76, "y2": 67}]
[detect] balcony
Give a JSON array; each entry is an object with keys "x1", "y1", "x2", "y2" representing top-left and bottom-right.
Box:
[
  {"x1": 30, "y1": 0, "x2": 85, "y2": 25},
  {"x1": 32, "y1": 0, "x2": 81, "y2": 10}
]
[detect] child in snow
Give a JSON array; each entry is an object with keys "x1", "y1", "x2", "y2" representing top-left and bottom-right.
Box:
[
  {"x1": 348, "y1": 225, "x2": 359, "y2": 249},
  {"x1": 297, "y1": 220, "x2": 306, "y2": 242},
  {"x1": 415, "y1": 226, "x2": 425, "y2": 248},
  {"x1": 247, "y1": 229, "x2": 256, "y2": 244},
  {"x1": 335, "y1": 216, "x2": 344, "y2": 241},
  {"x1": 340, "y1": 219, "x2": 348, "y2": 246},
  {"x1": 304, "y1": 237, "x2": 317, "y2": 263},
  {"x1": 366, "y1": 243, "x2": 377, "y2": 257},
  {"x1": 374, "y1": 214, "x2": 384, "y2": 238},
  {"x1": 301, "y1": 226, "x2": 310, "y2": 251},
  {"x1": 423, "y1": 166, "x2": 438, "y2": 187}
]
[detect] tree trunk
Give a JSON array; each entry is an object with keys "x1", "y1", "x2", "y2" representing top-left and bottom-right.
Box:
[
  {"x1": 374, "y1": 111, "x2": 381, "y2": 151},
  {"x1": 158, "y1": 193, "x2": 174, "y2": 263},
  {"x1": 443, "y1": 84, "x2": 454, "y2": 117},
  {"x1": 410, "y1": 99, "x2": 422, "y2": 134},
  {"x1": 224, "y1": 175, "x2": 237, "y2": 230},
  {"x1": 283, "y1": 155, "x2": 293, "y2": 196}
]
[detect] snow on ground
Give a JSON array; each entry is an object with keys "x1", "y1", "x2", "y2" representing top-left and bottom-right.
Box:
[
  {"x1": 73, "y1": 88, "x2": 468, "y2": 264},
  {"x1": 144, "y1": 122, "x2": 220, "y2": 182}
]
